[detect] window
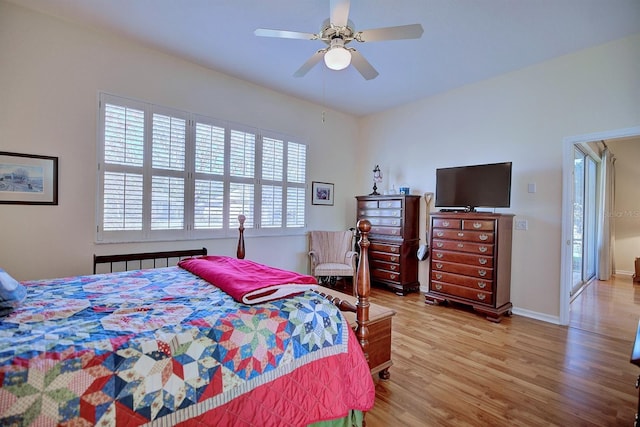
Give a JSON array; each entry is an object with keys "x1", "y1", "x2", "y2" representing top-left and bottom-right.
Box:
[{"x1": 97, "y1": 93, "x2": 307, "y2": 242}]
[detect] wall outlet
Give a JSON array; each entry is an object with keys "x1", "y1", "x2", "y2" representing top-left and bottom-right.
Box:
[{"x1": 515, "y1": 219, "x2": 528, "y2": 230}]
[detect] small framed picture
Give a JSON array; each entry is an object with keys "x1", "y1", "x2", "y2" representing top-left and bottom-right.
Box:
[
  {"x1": 0, "y1": 151, "x2": 58, "y2": 205},
  {"x1": 311, "y1": 181, "x2": 334, "y2": 206}
]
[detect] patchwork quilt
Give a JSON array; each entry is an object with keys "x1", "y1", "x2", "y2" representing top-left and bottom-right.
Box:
[{"x1": 0, "y1": 267, "x2": 374, "y2": 426}]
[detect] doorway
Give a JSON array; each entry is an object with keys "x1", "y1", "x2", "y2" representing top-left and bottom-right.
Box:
[{"x1": 560, "y1": 125, "x2": 640, "y2": 326}]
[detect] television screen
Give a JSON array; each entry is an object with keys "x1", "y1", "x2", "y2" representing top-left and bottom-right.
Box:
[{"x1": 435, "y1": 162, "x2": 512, "y2": 211}]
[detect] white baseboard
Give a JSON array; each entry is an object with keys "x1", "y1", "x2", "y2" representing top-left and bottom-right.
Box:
[
  {"x1": 614, "y1": 270, "x2": 633, "y2": 277},
  {"x1": 511, "y1": 307, "x2": 562, "y2": 325}
]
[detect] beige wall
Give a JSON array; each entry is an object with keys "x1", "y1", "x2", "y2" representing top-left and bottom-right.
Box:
[
  {"x1": 0, "y1": 1, "x2": 360, "y2": 280},
  {"x1": 608, "y1": 137, "x2": 640, "y2": 274},
  {"x1": 358, "y1": 33, "x2": 640, "y2": 322},
  {"x1": 1, "y1": 1, "x2": 639, "y2": 322}
]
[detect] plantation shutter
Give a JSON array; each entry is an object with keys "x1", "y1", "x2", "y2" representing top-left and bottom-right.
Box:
[
  {"x1": 98, "y1": 93, "x2": 308, "y2": 242},
  {"x1": 262, "y1": 136, "x2": 284, "y2": 228},
  {"x1": 102, "y1": 103, "x2": 145, "y2": 232},
  {"x1": 228, "y1": 129, "x2": 255, "y2": 229},
  {"x1": 286, "y1": 142, "x2": 306, "y2": 228}
]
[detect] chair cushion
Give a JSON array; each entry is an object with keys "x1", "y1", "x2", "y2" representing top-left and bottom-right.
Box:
[{"x1": 314, "y1": 263, "x2": 354, "y2": 277}]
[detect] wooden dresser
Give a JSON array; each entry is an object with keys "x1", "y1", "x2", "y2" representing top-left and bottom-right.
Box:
[
  {"x1": 356, "y1": 195, "x2": 421, "y2": 295},
  {"x1": 424, "y1": 211, "x2": 514, "y2": 322}
]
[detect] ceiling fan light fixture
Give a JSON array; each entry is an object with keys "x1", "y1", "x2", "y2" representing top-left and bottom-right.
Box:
[{"x1": 324, "y1": 39, "x2": 351, "y2": 70}]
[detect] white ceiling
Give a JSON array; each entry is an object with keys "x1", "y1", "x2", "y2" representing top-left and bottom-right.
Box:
[{"x1": 11, "y1": 0, "x2": 640, "y2": 116}]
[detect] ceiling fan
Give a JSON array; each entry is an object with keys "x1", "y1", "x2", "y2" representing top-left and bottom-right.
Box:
[{"x1": 254, "y1": 0, "x2": 423, "y2": 80}]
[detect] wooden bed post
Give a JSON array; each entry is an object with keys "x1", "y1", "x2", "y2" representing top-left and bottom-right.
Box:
[
  {"x1": 355, "y1": 219, "x2": 372, "y2": 362},
  {"x1": 237, "y1": 214, "x2": 246, "y2": 260}
]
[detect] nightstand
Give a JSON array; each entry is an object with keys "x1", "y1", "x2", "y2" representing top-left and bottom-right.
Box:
[{"x1": 327, "y1": 290, "x2": 396, "y2": 380}]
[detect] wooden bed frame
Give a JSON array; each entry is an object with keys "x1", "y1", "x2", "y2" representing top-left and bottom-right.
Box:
[{"x1": 93, "y1": 217, "x2": 374, "y2": 364}]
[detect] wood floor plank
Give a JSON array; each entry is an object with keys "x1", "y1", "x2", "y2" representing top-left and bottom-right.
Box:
[{"x1": 353, "y1": 274, "x2": 639, "y2": 426}]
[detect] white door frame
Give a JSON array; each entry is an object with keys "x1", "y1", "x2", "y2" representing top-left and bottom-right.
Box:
[{"x1": 560, "y1": 125, "x2": 640, "y2": 325}]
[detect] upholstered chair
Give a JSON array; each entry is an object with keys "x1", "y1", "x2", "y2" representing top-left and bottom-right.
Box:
[{"x1": 308, "y1": 230, "x2": 358, "y2": 289}]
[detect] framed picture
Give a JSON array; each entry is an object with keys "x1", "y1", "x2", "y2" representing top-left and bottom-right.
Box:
[
  {"x1": 0, "y1": 151, "x2": 58, "y2": 205},
  {"x1": 311, "y1": 181, "x2": 334, "y2": 206}
]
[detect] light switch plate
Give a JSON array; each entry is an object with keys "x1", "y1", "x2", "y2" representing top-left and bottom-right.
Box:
[{"x1": 515, "y1": 219, "x2": 528, "y2": 230}]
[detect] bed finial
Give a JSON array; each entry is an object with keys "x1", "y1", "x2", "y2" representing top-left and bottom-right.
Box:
[
  {"x1": 237, "y1": 214, "x2": 246, "y2": 259},
  {"x1": 355, "y1": 219, "x2": 371, "y2": 362}
]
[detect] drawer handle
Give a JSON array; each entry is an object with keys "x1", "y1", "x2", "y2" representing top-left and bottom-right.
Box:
[
  {"x1": 390, "y1": 265, "x2": 397, "y2": 271},
  {"x1": 437, "y1": 231, "x2": 444, "y2": 237},
  {"x1": 443, "y1": 221, "x2": 450, "y2": 227},
  {"x1": 394, "y1": 212, "x2": 400, "y2": 217},
  {"x1": 473, "y1": 222, "x2": 482, "y2": 229},
  {"x1": 479, "y1": 258, "x2": 487, "y2": 265},
  {"x1": 390, "y1": 274, "x2": 397, "y2": 280},
  {"x1": 392, "y1": 220, "x2": 399, "y2": 225},
  {"x1": 383, "y1": 202, "x2": 392, "y2": 207},
  {"x1": 457, "y1": 243, "x2": 464, "y2": 248},
  {"x1": 390, "y1": 256, "x2": 397, "y2": 262},
  {"x1": 436, "y1": 263, "x2": 443, "y2": 269},
  {"x1": 435, "y1": 284, "x2": 442, "y2": 290},
  {"x1": 436, "y1": 242, "x2": 443, "y2": 248},
  {"x1": 479, "y1": 246, "x2": 488, "y2": 253},
  {"x1": 436, "y1": 273, "x2": 443, "y2": 280},
  {"x1": 457, "y1": 232, "x2": 464, "y2": 237},
  {"x1": 477, "y1": 293, "x2": 486, "y2": 301},
  {"x1": 391, "y1": 247, "x2": 399, "y2": 253},
  {"x1": 436, "y1": 253, "x2": 443, "y2": 258},
  {"x1": 477, "y1": 282, "x2": 486, "y2": 289},
  {"x1": 479, "y1": 234, "x2": 488, "y2": 241},
  {"x1": 392, "y1": 229, "x2": 399, "y2": 235},
  {"x1": 478, "y1": 269, "x2": 487, "y2": 277}
]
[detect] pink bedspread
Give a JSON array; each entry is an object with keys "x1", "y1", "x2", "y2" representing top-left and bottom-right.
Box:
[{"x1": 179, "y1": 256, "x2": 318, "y2": 304}]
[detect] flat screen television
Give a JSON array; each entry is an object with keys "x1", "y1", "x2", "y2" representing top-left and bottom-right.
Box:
[{"x1": 435, "y1": 162, "x2": 512, "y2": 212}]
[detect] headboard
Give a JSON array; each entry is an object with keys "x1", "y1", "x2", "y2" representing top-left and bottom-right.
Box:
[{"x1": 93, "y1": 247, "x2": 207, "y2": 274}]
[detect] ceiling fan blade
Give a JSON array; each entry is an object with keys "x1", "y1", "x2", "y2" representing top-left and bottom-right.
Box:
[
  {"x1": 357, "y1": 23, "x2": 424, "y2": 42},
  {"x1": 330, "y1": 0, "x2": 350, "y2": 27},
  {"x1": 349, "y1": 50, "x2": 379, "y2": 80},
  {"x1": 293, "y1": 50, "x2": 326, "y2": 77},
  {"x1": 254, "y1": 28, "x2": 317, "y2": 40}
]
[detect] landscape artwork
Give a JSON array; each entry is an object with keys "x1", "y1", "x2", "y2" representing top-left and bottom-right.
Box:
[
  {"x1": 0, "y1": 152, "x2": 58, "y2": 205},
  {"x1": 0, "y1": 163, "x2": 44, "y2": 193}
]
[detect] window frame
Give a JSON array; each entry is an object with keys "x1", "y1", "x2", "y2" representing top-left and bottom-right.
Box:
[{"x1": 96, "y1": 93, "x2": 308, "y2": 243}]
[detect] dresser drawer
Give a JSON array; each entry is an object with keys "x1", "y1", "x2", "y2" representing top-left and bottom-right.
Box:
[
  {"x1": 358, "y1": 201, "x2": 379, "y2": 209},
  {"x1": 430, "y1": 281, "x2": 493, "y2": 305},
  {"x1": 432, "y1": 218, "x2": 461, "y2": 229},
  {"x1": 371, "y1": 259, "x2": 400, "y2": 273},
  {"x1": 370, "y1": 250, "x2": 401, "y2": 263},
  {"x1": 358, "y1": 208, "x2": 402, "y2": 218},
  {"x1": 431, "y1": 229, "x2": 494, "y2": 243},
  {"x1": 432, "y1": 239, "x2": 494, "y2": 255},
  {"x1": 370, "y1": 242, "x2": 400, "y2": 254},
  {"x1": 431, "y1": 250, "x2": 494, "y2": 268},
  {"x1": 370, "y1": 226, "x2": 402, "y2": 236},
  {"x1": 371, "y1": 268, "x2": 401, "y2": 284},
  {"x1": 431, "y1": 270, "x2": 493, "y2": 291},
  {"x1": 378, "y1": 199, "x2": 402, "y2": 209},
  {"x1": 431, "y1": 260, "x2": 494, "y2": 280},
  {"x1": 462, "y1": 219, "x2": 496, "y2": 231},
  {"x1": 365, "y1": 217, "x2": 402, "y2": 227}
]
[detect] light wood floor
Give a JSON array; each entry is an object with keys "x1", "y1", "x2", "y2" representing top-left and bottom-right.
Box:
[{"x1": 354, "y1": 274, "x2": 639, "y2": 426}]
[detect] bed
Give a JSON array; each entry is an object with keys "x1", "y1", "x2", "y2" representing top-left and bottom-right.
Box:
[{"x1": 0, "y1": 219, "x2": 377, "y2": 426}]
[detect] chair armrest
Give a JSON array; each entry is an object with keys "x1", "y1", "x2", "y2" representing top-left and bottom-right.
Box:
[
  {"x1": 308, "y1": 250, "x2": 319, "y2": 268},
  {"x1": 345, "y1": 251, "x2": 358, "y2": 267}
]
